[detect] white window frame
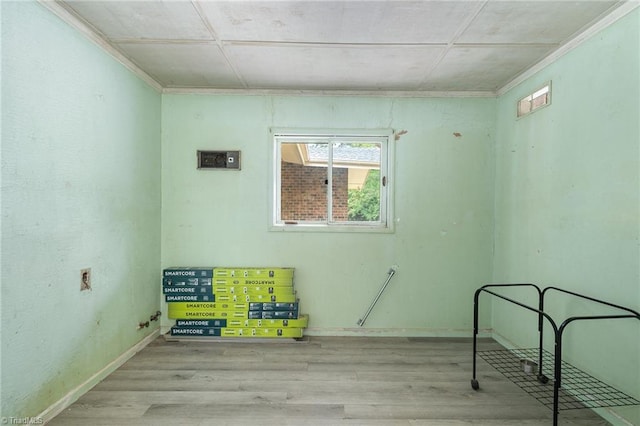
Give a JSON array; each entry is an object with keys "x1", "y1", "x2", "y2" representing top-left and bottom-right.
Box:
[
  {"x1": 517, "y1": 81, "x2": 551, "y2": 118},
  {"x1": 270, "y1": 128, "x2": 395, "y2": 233}
]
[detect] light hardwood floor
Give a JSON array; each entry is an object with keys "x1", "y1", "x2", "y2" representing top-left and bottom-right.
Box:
[{"x1": 47, "y1": 336, "x2": 610, "y2": 425}]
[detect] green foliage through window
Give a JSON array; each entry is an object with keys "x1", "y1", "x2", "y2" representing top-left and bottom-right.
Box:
[{"x1": 348, "y1": 169, "x2": 380, "y2": 221}]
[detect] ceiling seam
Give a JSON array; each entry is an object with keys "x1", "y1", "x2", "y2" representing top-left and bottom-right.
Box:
[
  {"x1": 42, "y1": 0, "x2": 631, "y2": 97},
  {"x1": 221, "y1": 41, "x2": 450, "y2": 47},
  {"x1": 190, "y1": 0, "x2": 249, "y2": 89},
  {"x1": 416, "y1": 0, "x2": 489, "y2": 91},
  {"x1": 161, "y1": 88, "x2": 498, "y2": 98}
]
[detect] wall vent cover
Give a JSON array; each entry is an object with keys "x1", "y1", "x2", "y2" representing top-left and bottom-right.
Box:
[{"x1": 197, "y1": 150, "x2": 240, "y2": 170}]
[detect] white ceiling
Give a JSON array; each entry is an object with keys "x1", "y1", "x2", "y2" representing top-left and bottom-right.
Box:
[{"x1": 53, "y1": 0, "x2": 629, "y2": 94}]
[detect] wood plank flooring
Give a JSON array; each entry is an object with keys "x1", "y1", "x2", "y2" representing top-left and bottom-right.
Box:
[{"x1": 47, "y1": 336, "x2": 610, "y2": 425}]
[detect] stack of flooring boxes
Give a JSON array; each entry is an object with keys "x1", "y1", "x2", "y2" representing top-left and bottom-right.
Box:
[{"x1": 163, "y1": 267, "x2": 308, "y2": 338}]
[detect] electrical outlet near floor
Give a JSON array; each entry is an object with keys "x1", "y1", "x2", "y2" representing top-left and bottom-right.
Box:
[{"x1": 81, "y1": 268, "x2": 91, "y2": 291}]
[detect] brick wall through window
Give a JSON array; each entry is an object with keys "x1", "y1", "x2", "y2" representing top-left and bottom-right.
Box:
[{"x1": 281, "y1": 161, "x2": 348, "y2": 221}]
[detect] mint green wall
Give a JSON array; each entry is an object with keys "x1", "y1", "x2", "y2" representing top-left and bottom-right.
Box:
[
  {"x1": 161, "y1": 95, "x2": 495, "y2": 335},
  {"x1": 1, "y1": 1, "x2": 161, "y2": 419},
  {"x1": 493, "y1": 9, "x2": 639, "y2": 423},
  {"x1": 6, "y1": 0, "x2": 637, "y2": 423}
]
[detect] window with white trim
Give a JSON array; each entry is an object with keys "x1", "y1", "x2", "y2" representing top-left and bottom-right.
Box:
[
  {"x1": 271, "y1": 130, "x2": 394, "y2": 232},
  {"x1": 517, "y1": 82, "x2": 551, "y2": 117}
]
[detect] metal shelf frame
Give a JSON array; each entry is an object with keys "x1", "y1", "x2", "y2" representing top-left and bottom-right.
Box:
[{"x1": 471, "y1": 283, "x2": 640, "y2": 426}]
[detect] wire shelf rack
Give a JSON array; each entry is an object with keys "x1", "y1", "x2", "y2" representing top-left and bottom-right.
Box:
[{"x1": 478, "y1": 347, "x2": 640, "y2": 411}]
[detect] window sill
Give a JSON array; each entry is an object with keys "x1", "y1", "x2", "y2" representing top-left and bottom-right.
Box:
[{"x1": 270, "y1": 222, "x2": 394, "y2": 234}]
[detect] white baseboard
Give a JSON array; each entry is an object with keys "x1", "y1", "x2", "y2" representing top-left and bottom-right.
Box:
[
  {"x1": 592, "y1": 407, "x2": 637, "y2": 426},
  {"x1": 39, "y1": 329, "x2": 159, "y2": 423},
  {"x1": 489, "y1": 331, "x2": 520, "y2": 349},
  {"x1": 304, "y1": 327, "x2": 492, "y2": 338}
]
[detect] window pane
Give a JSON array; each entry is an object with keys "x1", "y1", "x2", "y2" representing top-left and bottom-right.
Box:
[
  {"x1": 531, "y1": 92, "x2": 548, "y2": 109},
  {"x1": 517, "y1": 83, "x2": 550, "y2": 117},
  {"x1": 334, "y1": 142, "x2": 381, "y2": 223},
  {"x1": 280, "y1": 142, "x2": 328, "y2": 222},
  {"x1": 348, "y1": 169, "x2": 380, "y2": 221},
  {"x1": 273, "y1": 131, "x2": 391, "y2": 231},
  {"x1": 332, "y1": 165, "x2": 349, "y2": 221}
]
